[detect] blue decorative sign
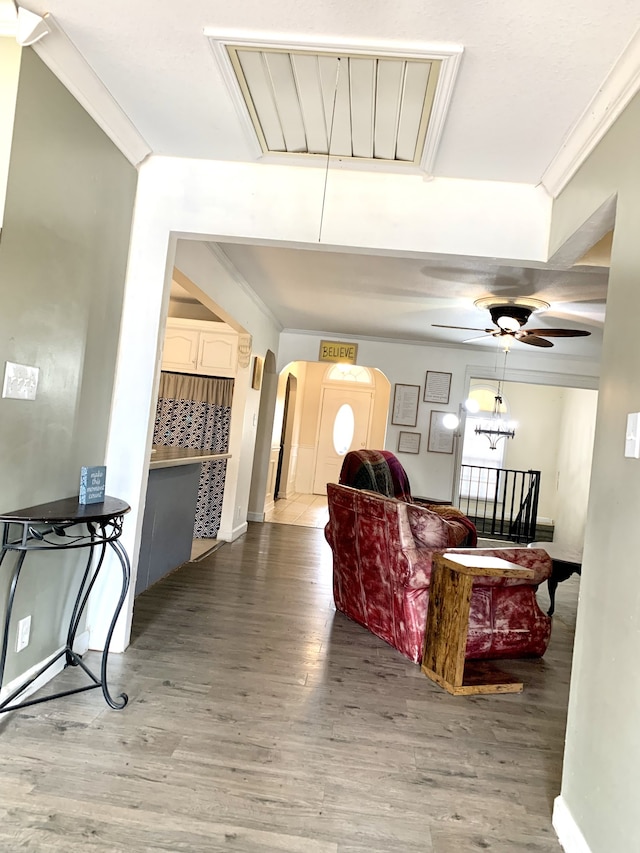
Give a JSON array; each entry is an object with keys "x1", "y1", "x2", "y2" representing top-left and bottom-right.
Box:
[{"x1": 79, "y1": 465, "x2": 106, "y2": 505}]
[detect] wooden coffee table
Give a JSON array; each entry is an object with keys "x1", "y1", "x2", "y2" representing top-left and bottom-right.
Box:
[
  {"x1": 421, "y1": 552, "x2": 535, "y2": 696},
  {"x1": 528, "y1": 541, "x2": 582, "y2": 616}
]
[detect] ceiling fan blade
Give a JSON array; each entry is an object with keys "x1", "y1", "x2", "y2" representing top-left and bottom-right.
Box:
[
  {"x1": 432, "y1": 324, "x2": 494, "y2": 332},
  {"x1": 462, "y1": 334, "x2": 497, "y2": 344},
  {"x1": 524, "y1": 328, "x2": 591, "y2": 338},
  {"x1": 518, "y1": 334, "x2": 554, "y2": 348}
]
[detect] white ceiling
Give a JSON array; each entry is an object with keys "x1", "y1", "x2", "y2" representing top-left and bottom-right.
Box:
[
  {"x1": 22, "y1": 0, "x2": 635, "y2": 359},
  {"x1": 216, "y1": 243, "x2": 608, "y2": 357},
  {"x1": 24, "y1": 0, "x2": 640, "y2": 182}
]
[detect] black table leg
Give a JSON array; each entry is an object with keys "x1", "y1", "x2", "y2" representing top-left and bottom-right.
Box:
[
  {"x1": 547, "y1": 576, "x2": 559, "y2": 617},
  {"x1": 546, "y1": 558, "x2": 581, "y2": 617},
  {"x1": 99, "y1": 538, "x2": 130, "y2": 709}
]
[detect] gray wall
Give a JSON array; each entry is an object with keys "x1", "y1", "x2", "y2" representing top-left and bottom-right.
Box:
[{"x1": 0, "y1": 49, "x2": 137, "y2": 685}]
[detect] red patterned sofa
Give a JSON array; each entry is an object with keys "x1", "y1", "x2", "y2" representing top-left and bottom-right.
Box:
[{"x1": 325, "y1": 482, "x2": 552, "y2": 664}]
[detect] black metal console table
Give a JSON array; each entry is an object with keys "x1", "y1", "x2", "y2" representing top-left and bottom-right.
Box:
[{"x1": 0, "y1": 496, "x2": 131, "y2": 714}]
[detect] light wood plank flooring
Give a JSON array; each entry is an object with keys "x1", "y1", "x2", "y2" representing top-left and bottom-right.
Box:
[{"x1": 0, "y1": 522, "x2": 576, "y2": 852}]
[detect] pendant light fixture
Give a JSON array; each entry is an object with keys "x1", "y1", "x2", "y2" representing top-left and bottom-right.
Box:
[{"x1": 474, "y1": 343, "x2": 517, "y2": 449}]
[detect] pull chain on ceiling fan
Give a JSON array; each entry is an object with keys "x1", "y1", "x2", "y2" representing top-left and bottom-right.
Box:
[{"x1": 433, "y1": 297, "x2": 591, "y2": 348}]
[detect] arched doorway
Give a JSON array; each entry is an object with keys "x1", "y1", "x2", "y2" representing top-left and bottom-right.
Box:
[{"x1": 270, "y1": 360, "x2": 391, "y2": 505}]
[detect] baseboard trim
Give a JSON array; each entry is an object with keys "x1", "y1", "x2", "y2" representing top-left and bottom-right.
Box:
[
  {"x1": 553, "y1": 795, "x2": 592, "y2": 853},
  {"x1": 247, "y1": 511, "x2": 265, "y2": 522},
  {"x1": 263, "y1": 498, "x2": 275, "y2": 515},
  {"x1": 74, "y1": 630, "x2": 90, "y2": 655},
  {"x1": 229, "y1": 521, "x2": 248, "y2": 541},
  {"x1": 0, "y1": 646, "x2": 66, "y2": 706}
]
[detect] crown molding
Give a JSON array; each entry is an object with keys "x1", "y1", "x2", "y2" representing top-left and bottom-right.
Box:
[
  {"x1": 419, "y1": 45, "x2": 462, "y2": 175},
  {"x1": 205, "y1": 243, "x2": 283, "y2": 331},
  {"x1": 541, "y1": 27, "x2": 640, "y2": 198},
  {"x1": 205, "y1": 33, "x2": 263, "y2": 162},
  {"x1": 280, "y1": 326, "x2": 519, "y2": 352},
  {"x1": 281, "y1": 327, "x2": 601, "y2": 365},
  {"x1": 32, "y1": 13, "x2": 151, "y2": 167},
  {"x1": 465, "y1": 364, "x2": 598, "y2": 391},
  {"x1": 205, "y1": 29, "x2": 463, "y2": 175}
]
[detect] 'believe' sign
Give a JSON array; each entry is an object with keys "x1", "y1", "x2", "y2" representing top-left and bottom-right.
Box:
[{"x1": 318, "y1": 340, "x2": 358, "y2": 364}]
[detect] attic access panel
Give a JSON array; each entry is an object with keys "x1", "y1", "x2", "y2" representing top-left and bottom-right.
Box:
[{"x1": 207, "y1": 35, "x2": 463, "y2": 172}]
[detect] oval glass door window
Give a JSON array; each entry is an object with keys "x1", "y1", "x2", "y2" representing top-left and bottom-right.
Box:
[{"x1": 333, "y1": 403, "x2": 355, "y2": 456}]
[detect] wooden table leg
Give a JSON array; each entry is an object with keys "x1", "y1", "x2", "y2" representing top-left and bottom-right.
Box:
[
  {"x1": 421, "y1": 562, "x2": 471, "y2": 691},
  {"x1": 421, "y1": 554, "x2": 527, "y2": 696}
]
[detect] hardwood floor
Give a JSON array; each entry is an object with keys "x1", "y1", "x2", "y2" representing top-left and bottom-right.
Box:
[{"x1": 0, "y1": 522, "x2": 577, "y2": 852}]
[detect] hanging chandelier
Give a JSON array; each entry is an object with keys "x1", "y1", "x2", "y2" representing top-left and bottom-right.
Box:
[
  {"x1": 474, "y1": 393, "x2": 516, "y2": 449},
  {"x1": 474, "y1": 346, "x2": 517, "y2": 449}
]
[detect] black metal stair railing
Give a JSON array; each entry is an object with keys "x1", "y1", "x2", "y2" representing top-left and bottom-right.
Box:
[{"x1": 458, "y1": 465, "x2": 541, "y2": 543}]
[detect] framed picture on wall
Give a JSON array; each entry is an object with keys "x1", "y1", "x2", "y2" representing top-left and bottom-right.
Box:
[
  {"x1": 397, "y1": 431, "x2": 421, "y2": 454},
  {"x1": 391, "y1": 383, "x2": 420, "y2": 427},
  {"x1": 251, "y1": 356, "x2": 264, "y2": 390},
  {"x1": 424, "y1": 371, "x2": 452, "y2": 404},
  {"x1": 427, "y1": 410, "x2": 456, "y2": 454}
]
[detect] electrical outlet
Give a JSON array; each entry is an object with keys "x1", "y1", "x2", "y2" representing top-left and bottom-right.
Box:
[{"x1": 16, "y1": 615, "x2": 31, "y2": 652}]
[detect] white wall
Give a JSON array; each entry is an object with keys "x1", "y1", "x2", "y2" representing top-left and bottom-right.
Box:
[
  {"x1": 501, "y1": 382, "x2": 565, "y2": 521},
  {"x1": 553, "y1": 388, "x2": 598, "y2": 551}
]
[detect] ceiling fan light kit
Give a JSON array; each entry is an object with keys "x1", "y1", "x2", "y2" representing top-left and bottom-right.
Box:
[{"x1": 432, "y1": 296, "x2": 591, "y2": 348}]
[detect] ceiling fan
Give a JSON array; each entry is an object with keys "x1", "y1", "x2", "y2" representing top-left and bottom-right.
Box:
[{"x1": 433, "y1": 297, "x2": 591, "y2": 348}]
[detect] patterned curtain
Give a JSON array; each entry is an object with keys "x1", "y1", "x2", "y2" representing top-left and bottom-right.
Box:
[{"x1": 154, "y1": 372, "x2": 234, "y2": 538}]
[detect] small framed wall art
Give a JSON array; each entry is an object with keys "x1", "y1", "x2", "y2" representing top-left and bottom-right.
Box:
[
  {"x1": 397, "y1": 431, "x2": 421, "y2": 454},
  {"x1": 427, "y1": 410, "x2": 455, "y2": 454},
  {"x1": 424, "y1": 371, "x2": 452, "y2": 404},
  {"x1": 251, "y1": 356, "x2": 264, "y2": 390},
  {"x1": 391, "y1": 383, "x2": 420, "y2": 427}
]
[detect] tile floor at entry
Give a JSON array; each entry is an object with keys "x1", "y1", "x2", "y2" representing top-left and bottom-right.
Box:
[
  {"x1": 266, "y1": 495, "x2": 509, "y2": 550},
  {"x1": 265, "y1": 493, "x2": 329, "y2": 528}
]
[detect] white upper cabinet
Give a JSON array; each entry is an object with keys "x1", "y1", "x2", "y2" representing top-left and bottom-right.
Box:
[
  {"x1": 162, "y1": 327, "x2": 199, "y2": 372},
  {"x1": 162, "y1": 319, "x2": 238, "y2": 377},
  {"x1": 198, "y1": 331, "x2": 238, "y2": 376}
]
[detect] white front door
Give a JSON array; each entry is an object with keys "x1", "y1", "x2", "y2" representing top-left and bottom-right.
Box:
[{"x1": 312, "y1": 387, "x2": 373, "y2": 495}]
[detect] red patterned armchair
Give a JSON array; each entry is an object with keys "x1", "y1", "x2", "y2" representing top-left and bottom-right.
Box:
[{"x1": 325, "y1": 483, "x2": 552, "y2": 664}]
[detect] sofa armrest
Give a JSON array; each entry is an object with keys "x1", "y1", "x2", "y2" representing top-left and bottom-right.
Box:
[
  {"x1": 405, "y1": 503, "x2": 451, "y2": 550},
  {"x1": 399, "y1": 503, "x2": 453, "y2": 590},
  {"x1": 443, "y1": 547, "x2": 552, "y2": 586}
]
